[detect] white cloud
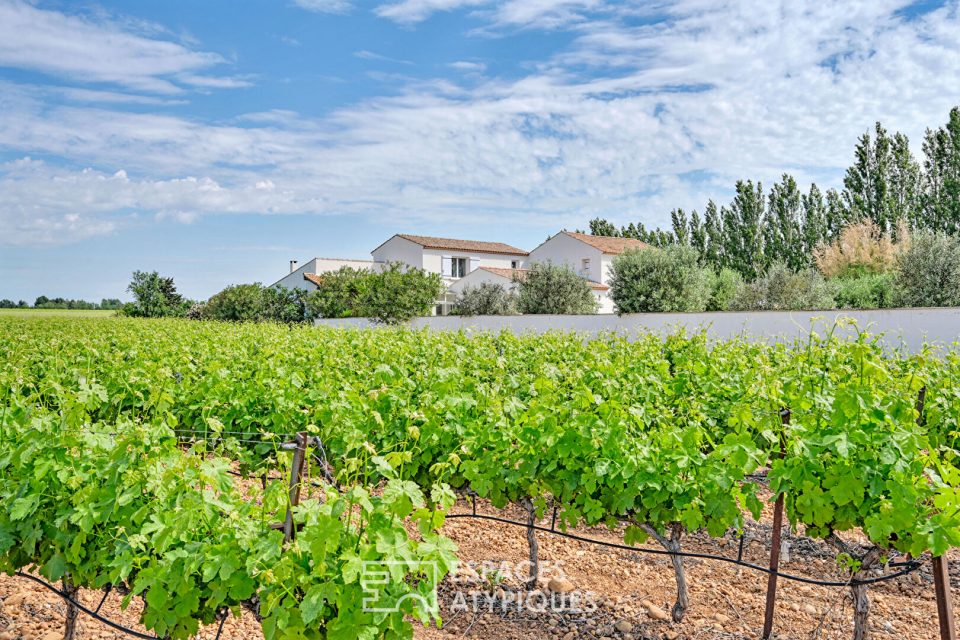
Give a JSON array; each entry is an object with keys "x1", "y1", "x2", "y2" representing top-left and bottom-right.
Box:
[
  {"x1": 374, "y1": 0, "x2": 490, "y2": 24},
  {"x1": 448, "y1": 60, "x2": 487, "y2": 72},
  {"x1": 291, "y1": 0, "x2": 353, "y2": 14},
  {"x1": 353, "y1": 50, "x2": 414, "y2": 64},
  {"x1": 0, "y1": 0, "x2": 242, "y2": 93}
]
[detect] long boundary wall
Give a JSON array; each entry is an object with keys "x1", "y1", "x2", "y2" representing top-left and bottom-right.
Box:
[{"x1": 315, "y1": 308, "x2": 960, "y2": 353}]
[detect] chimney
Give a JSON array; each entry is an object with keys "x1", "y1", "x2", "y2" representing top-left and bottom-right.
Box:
[{"x1": 289, "y1": 259, "x2": 299, "y2": 273}]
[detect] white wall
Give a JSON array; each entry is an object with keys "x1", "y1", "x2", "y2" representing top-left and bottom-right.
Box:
[
  {"x1": 372, "y1": 236, "x2": 425, "y2": 269},
  {"x1": 529, "y1": 233, "x2": 603, "y2": 282},
  {"x1": 315, "y1": 308, "x2": 960, "y2": 354},
  {"x1": 595, "y1": 290, "x2": 614, "y2": 314},
  {"x1": 446, "y1": 270, "x2": 514, "y2": 295}
]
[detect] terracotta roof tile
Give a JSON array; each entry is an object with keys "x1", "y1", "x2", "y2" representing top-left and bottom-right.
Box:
[
  {"x1": 303, "y1": 273, "x2": 324, "y2": 286},
  {"x1": 563, "y1": 231, "x2": 648, "y2": 255},
  {"x1": 477, "y1": 266, "x2": 609, "y2": 291},
  {"x1": 395, "y1": 234, "x2": 528, "y2": 256}
]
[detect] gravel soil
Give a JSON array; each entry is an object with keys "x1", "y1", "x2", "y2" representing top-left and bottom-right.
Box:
[{"x1": 0, "y1": 484, "x2": 954, "y2": 640}]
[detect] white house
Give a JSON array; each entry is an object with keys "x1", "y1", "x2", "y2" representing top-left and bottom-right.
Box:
[
  {"x1": 527, "y1": 231, "x2": 647, "y2": 313},
  {"x1": 371, "y1": 234, "x2": 528, "y2": 315},
  {"x1": 274, "y1": 231, "x2": 644, "y2": 315},
  {"x1": 447, "y1": 266, "x2": 610, "y2": 312},
  {"x1": 272, "y1": 257, "x2": 378, "y2": 291}
]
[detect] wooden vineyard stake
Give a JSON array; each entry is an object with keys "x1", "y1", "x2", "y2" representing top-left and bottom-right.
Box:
[
  {"x1": 762, "y1": 408, "x2": 790, "y2": 640},
  {"x1": 282, "y1": 432, "x2": 309, "y2": 543},
  {"x1": 917, "y1": 386, "x2": 957, "y2": 640},
  {"x1": 934, "y1": 555, "x2": 957, "y2": 640}
]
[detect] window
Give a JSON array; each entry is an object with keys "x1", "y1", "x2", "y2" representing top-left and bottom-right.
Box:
[
  {"x1": 581, "y1": 258, "x2": 590, "y2": 272},
  {"x1": 511, "y1": 260, "x2": 519, "y2": 269},
  {"x1": 451, "y1": 257, "x2": 468, "y2": 278}
]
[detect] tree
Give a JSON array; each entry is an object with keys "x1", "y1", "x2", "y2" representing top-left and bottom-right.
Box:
[
  {"x1": 608, "y1": 245, "x2": 713, "y2": 314},
  {"x1": 202, "y1": 284, "x2": 268, "y2": 322},
  {"x1": 123, "y1": 271, "x2": 188, "y2": 318},
  {"x1": 921, "y1": 106, "x2": 960, "y2": 234},
  {"x1": 452, "y1": 282, "x2": 517, "y2": 316},
  {"x1": 361, "y1": 262, "x2": 444, "y2": 324},
  {"x1": 892, "y1": 230, "x2": 960, "y2": 308},
  {"x1": 723, "y1": 180, "x2": 766, "y2": 280},
  {"x1": 670, "y1": 209, "x2": 689, "y2": 245},
  {"x1": 801, "y1": 184, "x2": 828, "y2": 258},
  {"x1": 764, "y1": 174, "x2": 804, "y2": 270},
  {"x1": 703, "y1": 200, "x2": 723, "y2": 267},
  {"x1": 588, "y1": 218, "x2": 620, "y2": 237},
  {"x1": 728, "y1": 263, "x2": 835, "y2": 311},
  {"x1": 305, "y1": 267, "x2": 373, "y2": 319},
  {"x1": 842, "y1": 122, "x2": 921, "y2": 235},
  {"x1": 516, "y1": 263, "x2": 598, "y2": 314},
  {"x1": 34, "y1": 295, "x2": 49, "y2": 307},
  {"x1": 689, "y1": 210, "x2": 706, "y2": 263},
  {"x1": 0, "y1": 299, "x2": 14, "y2": 309},
  {"x1": 99, "y1": 298, "x2": 123, "y2": 310}
]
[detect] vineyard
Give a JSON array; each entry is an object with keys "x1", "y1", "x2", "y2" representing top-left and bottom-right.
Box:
[{"x1": 2, "y1": 316, "x2": 960, "y2": 640}]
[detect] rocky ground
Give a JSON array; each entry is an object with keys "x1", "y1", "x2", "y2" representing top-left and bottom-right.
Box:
[{"x1": 0, "y1": 486, "x2": 953, "y2": 640}]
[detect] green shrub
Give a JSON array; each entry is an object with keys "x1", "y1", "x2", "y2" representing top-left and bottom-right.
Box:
[
  {"x1": 516, "y1": 263, "x2": 599, "y2": 315},
  {"x1": 304, "y1": 267, "x2": 373, "y2": 319},
  {"x1": 892, "y1": 231, "x2": 960, "y2": 307},
  {"x1": 609, "y1": 245, "x2": 713, "y2": 313},
  {"x1": 708, "y1": 268, "x2": 744, "y2": 311},
  {"x1": 729, "y1": 262, "x2": 836, "y2": 311},
  {"x1": 202, "y1": 284, "x2": 268, "y2": 322},
  {"x1": 832, "y1": 273, "x2": 894, "y2": 309},
  {"x1": 453, "y1": 282, "x2": 517, "y2": 316},
  {"x1": 122, "y1": 271, "x2": 191, "y2": 318},
  {"x1": 362, "y1": 262, "x2": 444, "y2": 324}
]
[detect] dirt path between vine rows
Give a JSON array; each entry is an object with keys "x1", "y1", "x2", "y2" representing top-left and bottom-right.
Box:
[{"x1": 0, "y1": 486, "x2": 953, "y2": 640}]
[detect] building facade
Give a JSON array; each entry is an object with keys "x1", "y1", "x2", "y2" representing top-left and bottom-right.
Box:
[{"x1": 275, "y1": 231, "x2": 645, "y2": 315}]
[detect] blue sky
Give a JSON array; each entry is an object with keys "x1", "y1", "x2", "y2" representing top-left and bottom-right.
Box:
[{"x1": 1, "y1": 0, "x2": 959, "y2": 302}]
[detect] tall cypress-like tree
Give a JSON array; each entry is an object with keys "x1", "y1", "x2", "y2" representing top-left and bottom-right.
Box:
[
  {"x1": 764, "y1": 174, "x2": 804, "y2": 270},
  {"x1": 671, "y1": 209, "x2": 690, "y2": 245},
  {"x1": 801, "y1": 183, "x2": 828, "y2": 260},
  {"x1": 689, "y1": 209, "x2": 706, "y2": 262},
  {"x1": 842, "y1": 122, "x2": 921, "y2": 234},
  {"x1": 589, "y1": 217, "x2": 621, "y2": 237},
  {"x1": 825, "y1": 187, "x2": 848, "y2": 239},
  {"x1": 724, "y1": 180, "x2": 766, "y2": 279},
  {"x1": 922, "y1": 106, "x2": 960, "y2": 234},
  {"x1": 704, "y1": 200, "x2": 723, "y2": 267}
]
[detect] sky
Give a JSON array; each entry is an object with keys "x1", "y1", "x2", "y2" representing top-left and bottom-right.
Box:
[{"x1": 1, "y1": 0, "x2": 959, "y2": 302}]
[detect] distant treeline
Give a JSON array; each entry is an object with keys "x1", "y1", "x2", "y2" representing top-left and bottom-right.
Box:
[
  {"x1": 0, "y1": 296, "x2": 123, "y2": 310},
  {"x1": 583, "y1": 105, "x2": 960, "y2": 280}
]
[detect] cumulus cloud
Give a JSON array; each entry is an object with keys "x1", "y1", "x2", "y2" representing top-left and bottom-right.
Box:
[{"x1": 2, "y1": 0, "x2": 960, "y2": 246}]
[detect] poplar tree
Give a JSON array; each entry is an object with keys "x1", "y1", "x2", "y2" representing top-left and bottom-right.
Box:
[
  {"x1": 922, "y1": 106, "x2": 960, "y2": 234},
  {"x1": 764, "y1": 174, "x2": 803, "y2": 270}
]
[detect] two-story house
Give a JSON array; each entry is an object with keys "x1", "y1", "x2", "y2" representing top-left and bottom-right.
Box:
[
  {"x1": 371, "y1": 234, "x2": 529, "y2": 315},
  {"x1": 526, "y1": 231, "x2": 647, "y2": 313},
  {"x1": 275, "y1": 230, "x2": 645, "y2": 315}
]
